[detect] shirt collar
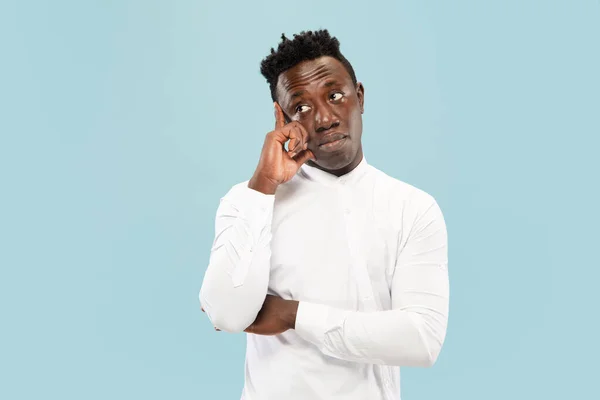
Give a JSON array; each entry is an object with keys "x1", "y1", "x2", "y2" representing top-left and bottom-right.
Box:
[{"x1": 299, "y1": 155, "x2": 369, "y2": 186}]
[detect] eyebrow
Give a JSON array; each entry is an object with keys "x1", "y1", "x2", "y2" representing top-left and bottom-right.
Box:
[
  {"x1": 287, "y1": 80, "x2": 342, "y2": 104},
  {"x1": 290, "y1": 90, "x2": 306, "y2": 99}
]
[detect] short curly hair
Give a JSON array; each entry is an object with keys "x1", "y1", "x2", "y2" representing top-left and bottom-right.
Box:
[{"x1": 260, "y1": 29, "x2": 357, "y2": 102}]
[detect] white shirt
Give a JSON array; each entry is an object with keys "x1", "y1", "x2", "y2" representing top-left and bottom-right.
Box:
[{"x1": 200, "y1": 156, "x2": 449, "y2": 400}]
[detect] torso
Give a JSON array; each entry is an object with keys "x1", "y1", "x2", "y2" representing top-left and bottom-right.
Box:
[{"x1": 242, "y1": 162, "x2": 412, "y2": 400}]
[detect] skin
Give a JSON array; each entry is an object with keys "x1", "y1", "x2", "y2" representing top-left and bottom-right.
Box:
[
  {"x1": 228, "y1": 56, "x2": 365, "y2": 335},
  {"x1": 248, "y1": 56, "x2": 365, "y2": 194}
]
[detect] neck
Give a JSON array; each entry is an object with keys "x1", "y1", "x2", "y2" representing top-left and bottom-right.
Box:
[{"x1": 306, "y1": 147, "x2": 363, "y2": 177}]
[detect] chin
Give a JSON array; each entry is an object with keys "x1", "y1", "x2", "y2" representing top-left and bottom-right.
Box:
[{"x1": 315, "y1": 152, "x2": 354, "y2": 171}]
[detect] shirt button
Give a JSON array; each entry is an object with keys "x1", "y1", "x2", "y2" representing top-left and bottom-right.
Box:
[{"x1": 344, "y1": 208, "x2": 351, "y2": 215}]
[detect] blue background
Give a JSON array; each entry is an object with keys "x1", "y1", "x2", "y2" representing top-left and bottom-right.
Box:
[{"x1": 1, "y1": 0, "x2": 598, "y2": 399}]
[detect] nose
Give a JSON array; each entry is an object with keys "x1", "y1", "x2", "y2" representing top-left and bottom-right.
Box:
[{"x1": 314, "y1": 102, "x2": 340, "y2": 133}]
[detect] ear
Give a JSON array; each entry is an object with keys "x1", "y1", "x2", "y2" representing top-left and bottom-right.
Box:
[{"x1": 356, "y1": 82, "x2": 365, "y2": 114}]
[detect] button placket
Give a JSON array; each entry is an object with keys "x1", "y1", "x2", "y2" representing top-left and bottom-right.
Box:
[{"x1": 338, "y1": 185, "x2": 378, "y2": 312}]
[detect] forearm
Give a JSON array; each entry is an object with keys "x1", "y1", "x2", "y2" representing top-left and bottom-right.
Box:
[
  {"x1": 295, "y1": 300, "x2": 447, "y2": 367},
  {"x1": 199, "y1": 182, "x2": 274, "y2": 333},
  {"x1": 200, "y1": 243, "x2": 271, "y2": 333},
  {"x1": 294, "y1": 196, "x2": 449, "y2": 366}
]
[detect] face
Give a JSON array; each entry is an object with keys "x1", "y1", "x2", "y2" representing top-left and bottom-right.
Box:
[{"x1": 276, "y1": 56, "x2": 365, "y2": 174}]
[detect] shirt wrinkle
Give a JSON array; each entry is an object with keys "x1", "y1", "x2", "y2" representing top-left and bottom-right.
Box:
[{"x1": 200, "y1": 155, "x2": 449, "y2": 400}]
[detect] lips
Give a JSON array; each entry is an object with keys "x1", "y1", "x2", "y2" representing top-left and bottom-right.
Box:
[
  {"x1": 318, "y1": 133, "x2": 347, "y2": 147},
  {"x1": 317, "y1": 133, "x2": 348, "y2": 153}
]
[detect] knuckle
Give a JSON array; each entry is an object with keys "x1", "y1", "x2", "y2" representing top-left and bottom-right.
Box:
[{"x1": 265, "y1": 131, "x2": 277, "y2": 142}]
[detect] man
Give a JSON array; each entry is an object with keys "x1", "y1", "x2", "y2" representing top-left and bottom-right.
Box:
[{"x1": 200, "y1": 30, "x2": 449, "y2": 400}]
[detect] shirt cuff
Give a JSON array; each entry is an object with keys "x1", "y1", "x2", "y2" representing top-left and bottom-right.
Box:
[
  {"x1": 229, "y1": 182, "x2": 275, "y2": 212},
  {"x1": 295, "y1": 301, "x2": 330, "y2": 347},
  {"x1": 224, "y1": 181, "x2": 275, "y2": 229}
]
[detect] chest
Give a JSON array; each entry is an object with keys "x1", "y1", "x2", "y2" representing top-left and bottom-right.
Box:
[{"x1": 268, "y1": 184, "x2": 398, "y2": 311}]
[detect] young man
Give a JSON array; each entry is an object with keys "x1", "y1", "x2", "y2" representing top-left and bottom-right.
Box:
[{"x1": 200, "y1": 30, "x2": 449, "y2": 400}]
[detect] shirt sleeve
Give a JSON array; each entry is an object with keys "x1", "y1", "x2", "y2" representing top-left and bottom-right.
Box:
[
  {"x1": 294, "y1": 195, "x2": 449, "y2": 367},
  {"x1": 199, "y1": 182, "x2": 274, "y2": 333}
]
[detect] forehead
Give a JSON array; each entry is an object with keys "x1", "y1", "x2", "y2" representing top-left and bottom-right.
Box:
[{"x1": 275, "y1": 56, "x2": 352, "y2": 102}]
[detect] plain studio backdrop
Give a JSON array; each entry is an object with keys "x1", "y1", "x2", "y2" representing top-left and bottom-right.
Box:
[{"x1": 1, "y1": 1, "x2": 598, "y2": 399}]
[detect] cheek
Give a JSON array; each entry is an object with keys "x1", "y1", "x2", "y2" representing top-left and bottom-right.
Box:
[
  {"x1": 292, "y1": 118, "x2": 315, "y2": 143},
  {"x1": 295, "y1": 117, "x2": 313, "y2": 133},
  {"x1": 342, "y1": 97, "x2": 361, "y2": 120},
  {"x1": 345, "y1": 106, "x2": 362, "y2": 128}
]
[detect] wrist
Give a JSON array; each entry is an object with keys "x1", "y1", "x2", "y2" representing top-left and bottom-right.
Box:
[
  {"x1": 283, "y1": 300, "x2": 299, "y2": 330},
  {"x1": 248, "y1": 174, "x2": 279, "y2": 195}
]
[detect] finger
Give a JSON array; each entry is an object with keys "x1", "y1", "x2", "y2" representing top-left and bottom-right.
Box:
[
  {"x1": 287, "y1": 125, "x2": 304, "y2": 157},
  {"x1": 274, "y1": 102, "x2": 286, "y2": 130},
  {"x1": 287, "y1": 126, "x2": 299, "y2": 155},
  {"x1": 293, "y1": 149, "x2": 316, "y2": 166},
  {"x1": 271, "y1": 122, "x2": 300, "y2": 148},
  {"x1": 292, "y1": 122, "x2": 310, "y2": 151},
  {"x1": 294, "y1": 124, "x2": 307, "y2": 151}
]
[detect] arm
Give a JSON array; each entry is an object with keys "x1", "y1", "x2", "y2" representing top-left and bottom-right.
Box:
[
  {"x1": 199, "y1": 182, "x2": 274, "y2": 333},
  {"x1": 200, "y1": 102, "x2": 314, "y2": 333},
  {"x1": 294, "y1": 196, "x2": 449, "y2": 367}
]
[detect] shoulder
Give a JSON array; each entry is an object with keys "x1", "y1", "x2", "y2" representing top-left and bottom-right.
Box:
[
  {"x1": 366, "y1": 165, "x2": 446, "y2": 249},
  {"x1": 366, "y1": 164, "x2": 438, "y2": 211}
]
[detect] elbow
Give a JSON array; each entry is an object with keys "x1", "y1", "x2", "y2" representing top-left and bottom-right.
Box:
[
  {"x1": 385, "y1": 336, "x2": 443, "y2": 367},
  {"x1": 209, "y1": 312, "x2": 256, "y2": 334},
  {"x1": 406, "y1": 313, "x2": 446, "y2": 368},
  {"x1": 418, "y1": 342, "x2": 442, "y2": 368},
  {"x1": 397, "y1": 339, "x2": 441, "y2": 368},
  {"x1": 198, "y1": 288, "x2": 261, "y2": 334},
  {"x1": 417, "y1": 329, "x2": 445, "y2": 368}
]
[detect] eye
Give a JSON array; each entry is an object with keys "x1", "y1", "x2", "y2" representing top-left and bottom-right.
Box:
[
  {"x1": 330, "y1": 92, "x2": 344, "y2": 101},
  {"x1": 296, "y1": 104, "x2": 311, "y2": 113}
]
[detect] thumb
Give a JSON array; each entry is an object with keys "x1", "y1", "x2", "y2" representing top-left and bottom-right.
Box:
[
  {"x1": 274, "y1": 102, "x2": 286, "y2": 130},
  {"x1": 293, "y1": 149, "x2": 316, "y2": 166}
]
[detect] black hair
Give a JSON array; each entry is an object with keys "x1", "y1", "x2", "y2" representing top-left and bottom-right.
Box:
[{"x1": 260, "y1": 29, "x2": 357, "y2": 102}]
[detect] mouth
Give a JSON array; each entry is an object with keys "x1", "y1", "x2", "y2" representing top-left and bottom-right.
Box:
[{"x1": 318, "y1": 133, "x2": 348, "y2": 152}]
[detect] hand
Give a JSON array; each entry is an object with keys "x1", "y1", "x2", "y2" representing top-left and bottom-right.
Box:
[
  {"x1": 244, "y1": 295, "x2": 299, "y2": 336},
  {"x1": 248, "y1": 103, "x2": 315, "y2": 194}
]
